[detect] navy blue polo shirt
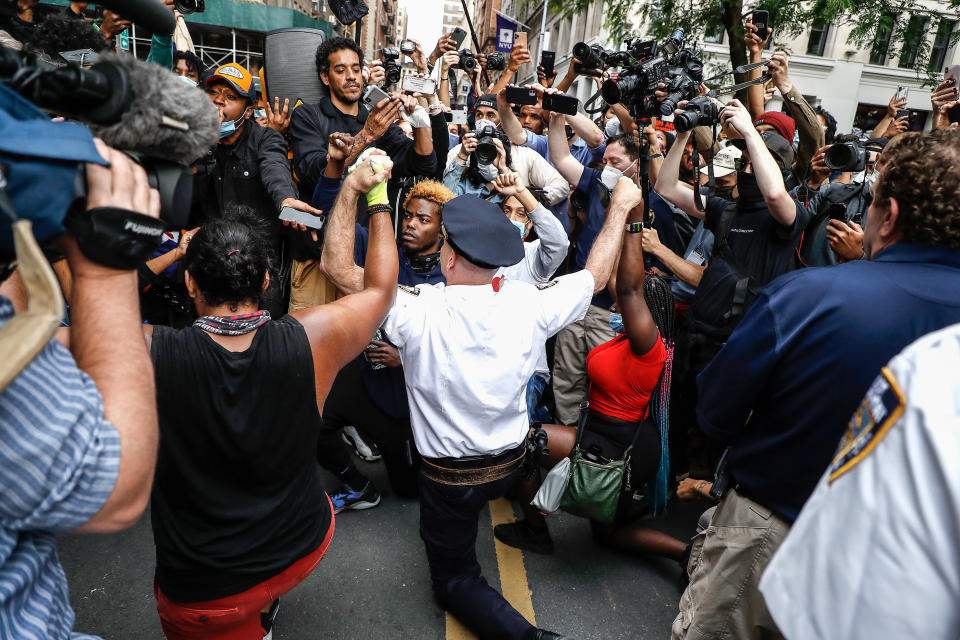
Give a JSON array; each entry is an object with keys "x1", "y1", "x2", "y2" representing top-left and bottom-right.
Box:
[{"x1": 697, "y1": 243, "x2": 960, "y2": 521}]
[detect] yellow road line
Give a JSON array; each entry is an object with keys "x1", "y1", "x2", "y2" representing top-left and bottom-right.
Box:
[{"x1": 445, "y1": 498, "x2": 537, "y2": 639}]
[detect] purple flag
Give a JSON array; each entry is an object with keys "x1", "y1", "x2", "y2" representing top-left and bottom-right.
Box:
[{"x1": 495, "y1": 14, "x2": 517, "y2": 53}]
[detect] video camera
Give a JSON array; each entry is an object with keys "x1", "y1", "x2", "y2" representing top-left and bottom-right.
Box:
[
  {"x1": 453, "y1": 49, "x2": 478, "y2": 73},
  {"x1": 381, "y1": 47, "x2": 401, "y2": 86},
  {"x1": 485, "y1": 51, "x2": 507, "y2": 71},
  {"x1": 600, "y1": 28, "x2": 704, "y2": 119}
]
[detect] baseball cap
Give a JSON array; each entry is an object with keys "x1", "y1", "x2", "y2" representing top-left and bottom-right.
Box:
[
  {"x1": 730, "y1": 131, "x2": 795, "y2": 170},
  {"x1": 204, "y1": 63, "x2": 256, "y2": 103},
  {"x1": 700, "y1": 144, "x2": 742, "y2": 178},
  {"x1": 475, "y1": 94, "x2": 497, "y2": 110},
  {"x1": 753, "y1": 111, "x2": 796, "y2": 144}
]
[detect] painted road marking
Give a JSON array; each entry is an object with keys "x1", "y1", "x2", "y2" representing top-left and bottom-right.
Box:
[{"x1": 445, "y1": 498, "x2": 536, "y2": 639}]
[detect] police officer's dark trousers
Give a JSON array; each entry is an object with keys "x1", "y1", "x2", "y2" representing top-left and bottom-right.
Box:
[{"x1": 418, "y1": 447, "x2": 533, "y2": 640}]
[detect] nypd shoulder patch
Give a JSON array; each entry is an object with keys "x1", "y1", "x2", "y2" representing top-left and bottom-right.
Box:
[
  {"x1": 536, "y1": 280, "x2": 559, "y2": 290},
  {"x1": 828, "y1": 367, "x2": 906, "y2": 483},
  {"x1": 398, "y1": 284, "x2": 420, "y2": 296}
]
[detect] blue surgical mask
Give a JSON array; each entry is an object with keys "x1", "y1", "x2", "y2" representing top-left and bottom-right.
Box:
[
  {"x1": 510, "y1": 219, "x2": 527, "y2": 239},
  {"x1": 608, "y1": 312, "x2": 624, "y2": 334},
  {"x1": 218, "y1": 113, "x2": 247, "y2": 139},
  {"x1": 253, "y1": 108, "x2": 266, "y2": 119}
]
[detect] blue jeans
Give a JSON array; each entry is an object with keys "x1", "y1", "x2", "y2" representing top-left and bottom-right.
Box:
[
  {"x1": 418, "y1": 465, "x2": 533, "y2": 640},
  {"x1": 525, "y1": 372, "x2": 552, "y2": 425}
]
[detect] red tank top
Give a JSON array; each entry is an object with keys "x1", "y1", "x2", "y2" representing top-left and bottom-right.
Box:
[{"x1": 586, "y1": 333, "x2": 666, "y2": 422}]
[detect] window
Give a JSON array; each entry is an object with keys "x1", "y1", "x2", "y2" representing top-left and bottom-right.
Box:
[
  {"x1": 704, "y1": 22, "x2": 724, "y2": 44},
  {"x1": 869, "y1": 13, "x2": 897, "y2": 65},
  {"x1": 806, "y1": 19, "x2": 830, "y2": 55},
  {"x1": 898, "y1": 14, "x2": 929, "y2": 68},
  {"x1": 929, "y1": 19, "x2": 957, "y2": 71}
]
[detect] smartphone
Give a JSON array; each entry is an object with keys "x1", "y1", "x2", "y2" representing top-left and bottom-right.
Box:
[
  {"x1": 542, "y1": 92, "x2": 579, "y2": 116},
  {"x1": 444, "y1": 108, "x2": 468, "y2": 124},
  {"x1": 947, "y1": 103, "x2": 960, "y2": 125},
  {"x1": 540, "y1": 50, "x2": 556, "y2": 77},
  {"x1": 514, "y1": 31, "x2": 527, "y2": 48},
  {"x1": 362, "y1": 84, "x2": 391, "y2": 108},
  {"x1": 751, "y1": 9, "x2": 770, "y2": 35},
  {"x1": 279, "y1": 206, "x2": 325, "y2": 231},
  {"x1": 895, "y1": 109, "x2": 910, "y2": 120},
  {"x1": 449, "y1": 27, "x2": 467, "y2": 48},
  {"x1": 505, "y1": 86, "x2": 537, "y2": 105},
  {"x1": 400, "y1": 39, "x2": 416, "y2": 54},
  {"x1": 894, "y1": 85, "x2": 909, "y2": 102},
  {"x1": 401, "y1": 75, "x2": 436, "y2": 95}
]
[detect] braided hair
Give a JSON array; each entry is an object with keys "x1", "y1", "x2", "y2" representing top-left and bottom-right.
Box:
[
  {"x1": 182, "y1": 206, "x2": 275, "y2": 311},
  {"x1": 643, "y1": 273, "x2": 677, "y2": 516}
]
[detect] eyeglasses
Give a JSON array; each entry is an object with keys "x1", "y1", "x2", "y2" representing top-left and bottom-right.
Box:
[{"x1": 734, "y1": 158, "x2": 752, "y2": 171}]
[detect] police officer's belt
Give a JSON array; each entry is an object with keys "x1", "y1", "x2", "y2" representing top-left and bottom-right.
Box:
[{"x1": 421, "y1": 445, "x2": 525, "y2": 486}]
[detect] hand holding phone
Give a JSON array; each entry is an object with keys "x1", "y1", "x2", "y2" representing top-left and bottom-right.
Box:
[
  {"x1": 505, "y1": 86, "x2": 538, "y2": 106},
  {"x1": 542, "y1": 92, "x2": 579, "y2": 116},
  {"x1": 514, "y1": 32, "x2": 527, "y2": 48},
  {"x1": 401, "y1": 75, "x2": 436, "y2": 95},
  {"x1": 540, "y1": 50, "x2": 556, "y2": 78},
  {"x1": 449, "y1": 27, "x2": 467, "y2": 48},
  {"x1": 751, "y1": 10, "x2": 771, "y2": 37}
]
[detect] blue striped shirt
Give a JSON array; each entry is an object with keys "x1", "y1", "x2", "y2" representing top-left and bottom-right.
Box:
[{"x1": 0, "y1": 297, "x2": 120, "y2": 640}]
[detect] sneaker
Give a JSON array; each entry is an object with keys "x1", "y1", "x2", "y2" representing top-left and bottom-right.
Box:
[
  {"x1": 330, "y1": 481, "x2": 381, "y2": 514},
  {"x1": 494, "y1": 520, "x2": 555, "y2": 554},
  {"x1": 342, "y1": 426, "x2": 381, "y2": 462},
  {"x1": 260, "y1": 598, "x2": 279, "y2": 640}
]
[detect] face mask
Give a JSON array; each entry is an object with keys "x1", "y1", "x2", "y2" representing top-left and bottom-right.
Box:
[
  {"x1": 475, "y1": 118, "x2": 496, "y2": 133},
  {"x1": 604, "y1": 117, "x2": 620, "y2": 138},
  {"x1": 177, "y1": 75, "x2": 198, "y2": 87},
  {"x1": 510, "y1": 218, "x2": 528, "y2": 239},
  {"x1": 608, "y1": 312, "x2": 624, "y2": 334},
  {"x1": 736, "y1": 171, "x2": 764, "y2": 202},
  {"x1": 218, "y1": 113, "x2": 247, "y2": 139},
  {"x1": 253, "y1": 109, "x2": 266, "y2": 119},
  {"x1": 714, "y1": 185, "x2": 736, "y2": 200},
  {"x1": 478, "y1": 162, "x2": 499, "y2": 182},
  {"x1": 599, "y1": 159, "x2": 636, "y2": 191}
]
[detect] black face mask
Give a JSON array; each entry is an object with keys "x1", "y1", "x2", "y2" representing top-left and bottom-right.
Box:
[
  {"x1": 714, "y1": 185, "x2": 736, "y2": 201},
  {"x1": 736, "y1": 171, "x2": 764, "y2": 203},
  {"x1": 406, "y1": 249, "x2": 441, "y2": 274}
]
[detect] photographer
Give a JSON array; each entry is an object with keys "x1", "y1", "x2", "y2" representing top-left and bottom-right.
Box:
[
  {"x1": 442, "y1": 127, "x2": 513, "y2": 200},
  {"x1": 656, "y1": 99, "x2": 806, "y2": 356},
  {"x1": 288, "y1": 37, "x2": 435, "y2": 199},
  {"x1": 798, "y1": 137, "x2": 889, "y2": 266},
  {"x1": 0, "y1": 135, "x2": 160, "y2": 639},
  {"x1": 675, "y1": 126, "x2": 960, "y2": 640}
]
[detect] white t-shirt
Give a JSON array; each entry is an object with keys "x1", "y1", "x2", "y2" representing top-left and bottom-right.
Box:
[
  {"x1": 759, "y1": 322, "x2": 960, "y2": 640},
  {"x1": 381, "y1": 270, "x2": 595, "y2": 458}
]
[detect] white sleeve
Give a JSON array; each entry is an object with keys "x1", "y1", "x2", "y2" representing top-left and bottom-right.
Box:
[
  {"x1": 519, "y1": 147, "x2": 570, "y2": 206},
  {"x1": 446, "y1": 143, "x2": 462, "y2": 166},
  {"x1": 533, "y1": 269, "x2": 595, "y2": 337},
  {"x1": 380, "y1": 284, "x2": 431, "y2": 349},
  {"x1": 526, "y1": 203, "x2": 569, "y2": 281}
]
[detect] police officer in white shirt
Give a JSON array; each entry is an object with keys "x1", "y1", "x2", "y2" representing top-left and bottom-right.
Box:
[
  {"x1": 322, "y1": 163, "x2": 642, "y2": 640},
  {"x1": 759, "y1": 323, "x2": 960, "y2": 640}
]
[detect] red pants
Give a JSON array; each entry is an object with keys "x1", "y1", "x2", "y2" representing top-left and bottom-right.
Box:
[{"x1": 154, "y1": 501, "x2": 335, "y2": 640}]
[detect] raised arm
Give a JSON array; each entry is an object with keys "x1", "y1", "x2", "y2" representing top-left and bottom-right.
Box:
[
  {"x1": 744, "y1": 17, "x2": 769, "y2": 120},
  {"x1": 721, "y1": 100, "x2": 796, "y2": 226},
  {"x1": 295, "y1": 156, "x2": 399, "y2": 409},
  {"x1": 488, "y1": 42, "x2": 531, "y2": 94},
  {"x1": 767, "y1": 52, "x2": 824, "y2": 179},
  {"x1": 617, "y1": 206, "x2": 659, "y2": 355},
  {"x1": 318, "y1": 165, "x2": 367, "y2": 296},
  {"x1": 583, "y1": 177, "x2": 643, "y2": 294},
  {"x1": 566, "y1": 109, "x2": 605, "y2": 148},
  {"x1": 547, "y1": 111, "x2": 585, "y2": 185},
  {"x1": 654, "y1": 129, "x2": 704, "y2": 219},
  {"x1": 494, "y1": 173, "x2": 568, "y2": 280}
]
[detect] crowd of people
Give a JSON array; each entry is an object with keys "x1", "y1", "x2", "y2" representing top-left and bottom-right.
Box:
[{"x1": 1, "y1": 3, "x2": 960, "y2": 640}]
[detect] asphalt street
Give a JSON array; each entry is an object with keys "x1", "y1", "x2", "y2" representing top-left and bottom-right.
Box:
[{"x1": 59, "y1": 458, "x2": 709, "y2": 640}]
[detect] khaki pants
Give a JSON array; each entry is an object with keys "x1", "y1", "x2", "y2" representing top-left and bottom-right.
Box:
[
  {"x1": 551, "y1": 304, "x2": 617, "y2": 425},
  {"x1": 672, "y1": 488, "x2": 788, "y2": 640},
  {"x1": 287, "y1": 259, "x2": 344, "y2": 312}
]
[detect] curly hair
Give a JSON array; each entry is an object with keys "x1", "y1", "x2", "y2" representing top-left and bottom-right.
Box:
[
  {"x1": 874, "y1": 128, "x2": 960, "y2": 249},
  {"x1": 815, "y1": 105, "x2": 837, "y2": 145},
  {"x1": 27, "y1": 14, "x2": 108, "y2": 58},
  {"x1": 315, "y1": 36, "x2": 363, "y2": 77},
  {"x1": 182, "y1": 206, "x2": 276, "y2": 310},
  {"x1": 403, "y1": 179, "x2": 455, "y2": 211}
]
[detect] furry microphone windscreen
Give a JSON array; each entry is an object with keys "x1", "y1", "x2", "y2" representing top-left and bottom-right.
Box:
[{"x1": 88, "y1": 53, "x2": 219, "y2": 165}]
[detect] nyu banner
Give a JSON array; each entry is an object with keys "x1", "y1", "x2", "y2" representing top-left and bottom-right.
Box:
[{"x1": 496, "y1": 14, "x2": 517, "y2": 52}]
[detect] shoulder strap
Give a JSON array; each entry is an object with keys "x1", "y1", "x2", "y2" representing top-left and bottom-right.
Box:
[{"x1": 712, "y1": 202, "x2": 760, "y2": 321}]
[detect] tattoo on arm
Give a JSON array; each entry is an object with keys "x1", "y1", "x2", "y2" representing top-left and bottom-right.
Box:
[{"x1": 344, "y1": 132, "x2": 371, "y2": 166}]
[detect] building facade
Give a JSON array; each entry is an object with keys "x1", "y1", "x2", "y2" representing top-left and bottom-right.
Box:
[{"x1": 362, "y1": 0, "x2": 399, "y2": 58}]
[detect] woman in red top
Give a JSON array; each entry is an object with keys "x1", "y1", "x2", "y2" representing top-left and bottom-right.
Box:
[{"x1": 495, "y1": 203, "x2": 688, "y2": 561}]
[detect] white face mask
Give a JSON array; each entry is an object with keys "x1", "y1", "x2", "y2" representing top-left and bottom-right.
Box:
[
  {"x1": 599, "y1": 159, "x2": 635, "y2": 191},
  {"x1": 478, "y1": 163, "x2": 499, "y2": 182},
  {"x1": 851, "y1": 169, "x2": 879, "y2": 185},
  {"x1": 475, "y1": 118, "x2": 496, "y2": 133},
  {"x1": 604, "y1": 117, "x2": 620, "y2": 138}
]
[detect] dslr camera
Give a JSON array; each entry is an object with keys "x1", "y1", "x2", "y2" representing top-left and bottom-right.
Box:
[
  {"x1": 474, "y1": 124, "x2": 509, "y2": 164},
  {"x1": 453, "y1": 49, "x2": 477, "y2": 73},
  {"x1": 673, "y1": 95, "x2": 723, "y2": 132},
  {"x1": 572, "y1": 42, "x2": 610, "y2": 76},
  {"x1": 825, "y1": 142, "x2": 867, "y2": 172},
  {"x1": 601, "y1": 28, "x2": 704, "y2": 119},
  {"x1": 485, "y1": 51, "x2": 507, "y2": 71},
  {"x1": 381, "y1": 47, "x2": 401, "y2": 86},
  {"x1": 173, "y1": 0, "x2": 204, "y2": 13}
]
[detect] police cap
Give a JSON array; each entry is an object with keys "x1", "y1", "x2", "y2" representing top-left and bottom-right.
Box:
[{"x1": 441, "y1": 195, "x2": 524, "y2": 268}]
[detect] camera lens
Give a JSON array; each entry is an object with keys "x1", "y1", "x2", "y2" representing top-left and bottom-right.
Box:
[
  {"x1": 461, "y1": 56, "x2": 476, "y2": 72},
  {"x1": 573, "y1": 42, "x2": 591, "y2": 61},
  {"x1": 386, "y1": 66, "x2": 401, "y2": 85},
  {"x1": 824, "y1": 143, "x2": 866, "y2": 172},
  {"x1": 475, "y1": 140, "x2": 497, "y2": 164}
]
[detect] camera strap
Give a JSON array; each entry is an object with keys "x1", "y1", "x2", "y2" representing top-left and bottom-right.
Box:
[
  {"x1": 64, "y1": 205, "x2": 165, "y2": 270},
  {"x1": 0, "y1": 182, "x2": 65, "y2": 395}
]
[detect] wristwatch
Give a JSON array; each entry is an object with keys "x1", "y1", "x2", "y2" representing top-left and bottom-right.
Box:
[{"x1": 625, "y1": 222, "x2": 644, "y2": 233}]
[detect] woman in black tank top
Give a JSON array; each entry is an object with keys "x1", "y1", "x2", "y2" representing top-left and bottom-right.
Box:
[{"x1": 144, "y1": 158, "x2": 400, "y2": 640}]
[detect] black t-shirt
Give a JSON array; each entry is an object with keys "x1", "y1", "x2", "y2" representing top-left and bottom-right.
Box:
[
  {"x1": 150, "y1": 316, "x2": 332, "y2": 602},
  {"x1": 689, "y1": 195, "x2": 806, "y2": 334}
]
